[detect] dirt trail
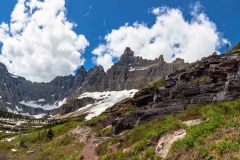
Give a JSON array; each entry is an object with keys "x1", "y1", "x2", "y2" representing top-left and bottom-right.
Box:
[{"x1": 80, "y1": 137, "x2": 102, "y2": 160}]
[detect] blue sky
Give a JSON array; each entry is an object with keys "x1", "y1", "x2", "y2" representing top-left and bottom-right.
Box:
[
  {"x1": 0, "y1": 0, "x2": 239, "y2": 82},
  {"x1": 67, "y1": 0, "x2": 240, "y2": 69}
]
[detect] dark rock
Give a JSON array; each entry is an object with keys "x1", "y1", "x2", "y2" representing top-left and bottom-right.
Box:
[
  {"x1": 52, "y1": 97, "x2": 95, "y2": 115},
  {"x1": 99, "y1": 52, "x2": 240, "y2": 134},
  {"x1": 134, "y1": 93, "x2": 153, "y2": 106}
]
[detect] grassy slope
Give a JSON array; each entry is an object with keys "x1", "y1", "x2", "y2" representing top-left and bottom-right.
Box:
[
  {"x1": 96, "y1": 100, "x2": 240, "y2": 160},
  {"x1": 0, "y1": 116, "x2": 88, "y2": 160},
  {"x1": 0, "y1": 100, "x2": 240, "y2": 160},
  {"x1": 0, "y1": 113, "x2": 109, "y2": 160}
]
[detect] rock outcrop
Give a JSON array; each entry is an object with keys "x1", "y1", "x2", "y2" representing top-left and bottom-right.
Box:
[
  {"x1": 98, "y1": 51, "x2": 240, "y2": 134},
  {"x1": 155, "y1": 129, "x2": 186, "y2": 159}
]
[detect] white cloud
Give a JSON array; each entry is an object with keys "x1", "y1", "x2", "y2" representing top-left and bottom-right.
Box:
[
  {"x1": 152, "y1": 7, "x2": 161, "y2": 15},
  {"x1": 93, "y1": 4, "x2": 227, "y2": 71},
  {"x1": 0, "y1": 0, "x2": 89, "y2": 82}
]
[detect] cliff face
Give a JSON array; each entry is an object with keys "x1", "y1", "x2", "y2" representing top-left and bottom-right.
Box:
[
  {"x1": 97, "y1": 52, "x2": 240, "y2": 134},
  {"x1": 0, "y1": 47, "x2": 187, "y2": 116},
  {"x1": 97, "y1": 47, "x2": 186, "y2": 91},
  {"x1": 54, "y1": 48, "x2": 187, "y2": 116},
  {"x1": 72, "y1": 47, "x2": 187, "y2": 93}
]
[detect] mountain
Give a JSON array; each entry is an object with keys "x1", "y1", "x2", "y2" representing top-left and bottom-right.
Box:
[
  {"x1": 0, "y1": 62, "x2": 88, "y2": 116},
  {"x1": 1, "y1": 46, "x2": 240, "y2": 160},
  {"x1": 52, "y1": 47, "x2": 187, "y2": 117},
  {"x1": 0, "y1": 47, "x2": 187, "y2": 117},
  {"x1": 95, "y1": 48, "x2": 240, "y2": 134}
]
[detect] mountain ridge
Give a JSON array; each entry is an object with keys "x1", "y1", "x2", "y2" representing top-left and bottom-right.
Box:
[
  {"x1": 94, "y1": 49, "x2": 240, "y2": 134},
  {"x1": 0, "y1": 47, "x2": 187, "y2": 117}
]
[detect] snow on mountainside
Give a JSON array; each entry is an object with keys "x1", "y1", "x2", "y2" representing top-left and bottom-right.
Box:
[
  {"x1": 54, "y1": 98, "x2": 68, "y2": 109},
  {"x1": 78, "y1": 90, "x2": 138, "y2": 120},
  {"x1": 0, "y1": 47, "x2": 186, "y2": 117},
  {"x1": 53, "y1": 90, "x2": 138, "y2": 120},
  {"x1": 19, "y1": 101, "x2": 54, "y2": 110}
]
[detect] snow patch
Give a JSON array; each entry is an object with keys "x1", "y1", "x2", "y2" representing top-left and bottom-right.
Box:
[
  {"x1": 129, "y1": 66, "x2": 149, "y2": 72},
  {"x1": 78, "y1": 90, "x2": 138, "y2": 120},
  {"x1": 19, "y1": 101, "x2": 54, "y2": 110},
  {"x1": 15, "y1": 106, "x2": 23, "y2": 112},
  {"x1": 37, "y1": 99, "x2": 45, "y2": 102},
  {"x1": 5, "y1": 131, "x2": 15, "y2": 134},
  {"x1": 77, "y1": 104, "x2": 93, "y2": 112},
  {"x1": 18, "y1": 112, "x2": 47, "y2": 119},
  {"x1": 33, "y1": 114, "x2": 46, "y2": 119},
  {"x1": 6, "y1": 107, "x2": 18, "y2": 114},
  {"x1": 1, "y1": 137, "x2": 16, "y2": 142},
  {"x1": 11, "y1": 74, "x2": 19, "y2": 78},
  {"x1": 54, "y1": 98, "x2": 67, "y2": 108}
]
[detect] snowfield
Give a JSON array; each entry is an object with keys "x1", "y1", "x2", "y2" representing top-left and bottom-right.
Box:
[
  {"x1": 19, "y1": 100, "x2": 54, "y2": 110},
  {"x1": 54, "y1": 98, "x2": 67, "y2": 108},
  {"x1": 78, "y1": 89, "x2": 138, "y2": 120},
  {"x1": 129, "y1": 66, "x2": 149, "y2": 72}
]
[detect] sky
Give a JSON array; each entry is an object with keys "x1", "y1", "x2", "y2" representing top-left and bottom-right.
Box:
[{"x1": 0, "y1": 0, "x2": 239, "y2": 82}]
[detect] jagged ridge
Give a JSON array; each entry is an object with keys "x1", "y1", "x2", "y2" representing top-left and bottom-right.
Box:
[{"x1": 0, "y1": 47, "x2": 187, "y2": 116}]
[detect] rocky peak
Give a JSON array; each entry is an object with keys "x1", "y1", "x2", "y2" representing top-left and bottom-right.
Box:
[
  {"x1": 123, "y1": 47, "x2": 134, "y2": 56},
  {"x1": 90, "y1": 65, "x2": 105, "y2": 72},
  {"x1": 118, "y1": 47, "x2": 135, "y2": 65},
  {"x1": 78, "y1": 65, "x2": 86, "y2": 71},
  {"x1": 0, "y1": 46, "x2": 187, "y2": 117},
  {"x1": 75, "y1": 66, "x2": 87, "y2": 78},
  {"x1": 158, "y1": 55, "x2": 164, "y2": 62},
  {"x1": 85, "y1": 65, "x2": 105, "y2": 80},
  {"x1": 172, "y1": 57, "x2": 185, "y2": 64}
]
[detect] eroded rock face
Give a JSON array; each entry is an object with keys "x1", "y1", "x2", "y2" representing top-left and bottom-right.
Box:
[
  {"x1": 77, "y1": 47, "x2": 187, "y2": 92},
  {"x1": 99, "y1": 52, "x2": 240, "y2": 134},
  {"x1": 0, "y1": 47, "x2": 187, "y2": 116},
  {"x1": 52, "y1": 97, "x2": 95, "y2": 115},
  {"x1": 54, "y1": 48, "x2": 186, "y2": 116},
  {"x1": 0, "y1": 65, "x2": 89, "y2": 115}
]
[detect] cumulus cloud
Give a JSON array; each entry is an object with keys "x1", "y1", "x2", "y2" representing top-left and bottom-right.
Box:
[
  {"x1": 0, "y1": 0, "x2": 89, "y2": 82},
  {"x1": 93, "y1": 3, "x2": 228, "y2": 71}
]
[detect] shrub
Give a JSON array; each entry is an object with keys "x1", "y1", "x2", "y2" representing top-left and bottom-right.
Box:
[
  {"x1": 46, "y1": 129, "x2": 54, "y2": 140},
  {"x1": 194, "y1": 76, "x2": 209, "y2": 84},
  {"x1": 147, "y1": 77, "x2": 166, "y2": 90}
]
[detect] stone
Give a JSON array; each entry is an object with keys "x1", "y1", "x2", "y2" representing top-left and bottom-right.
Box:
[
  {"x1": 182, "y1": 119, "x2": 203, "y2": 126},
  {"x1": 155, "y1": 129, "x2": 186, "y2": 159}
]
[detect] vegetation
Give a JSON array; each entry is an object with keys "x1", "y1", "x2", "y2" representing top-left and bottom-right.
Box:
[
  {"x1": 193, "y1": 75, "x2": 210, "y2": 84},
  {"x1": 0, "y1": 110, "x2": 31, "y2": 119},
  {"x1": 46, "y1": 128, "x2": 54, "y2": 140},
  {"x1": 226, "y1": 42, "x2": 240, "y2": 54},
  {"x1": 0, "y1": 115, "x2": 87, "y2": 160},
  {"x1": 97, "y1": 125, "x2": 113, "y2": 137},
  {"x1": 1, "y1": 99, "x2": 240, "y2": 159},
  {"x1": 147, "y1": 77, "x2": 166, "y2": 90},
  {"x1": 97, "y1": 100, "x2": 240, "y2": 160}
]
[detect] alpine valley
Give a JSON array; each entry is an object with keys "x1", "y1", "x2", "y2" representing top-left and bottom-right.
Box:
[{"x1": 1, "y1": 44, "x2": 240, "y2": 160}]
